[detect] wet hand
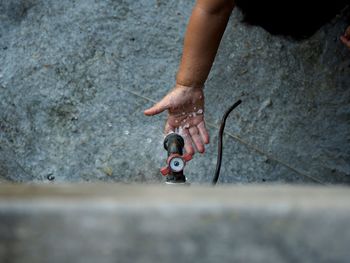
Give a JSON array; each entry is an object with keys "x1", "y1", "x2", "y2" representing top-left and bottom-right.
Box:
[
  {"x1": 340, "y1": 25, "x2": 350, "y2": 49},
  {"x1": 144, "y1": 84, "x2": 209, "y2": 155}
]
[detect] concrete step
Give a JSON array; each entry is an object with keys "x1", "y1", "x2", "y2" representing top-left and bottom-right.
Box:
[{"x1": 0, "y1": 184, "x2": 349, "y2": 263}]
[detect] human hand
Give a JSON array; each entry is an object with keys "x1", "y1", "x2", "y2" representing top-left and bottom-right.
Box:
[
  {"x1": 340, "y1": 25, "x2": 350, "y2": 49},
  {"x1": 144, "y1": 84, "x2": 209, "y2": 155}
]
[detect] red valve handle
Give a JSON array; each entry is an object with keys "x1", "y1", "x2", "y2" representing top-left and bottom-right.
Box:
[
  {"x1": 160, "y1": 153, "x2": 193, "y2": 176},
  {"x1": 160, "y1": 166, "x2": 170, "y2": 176}
]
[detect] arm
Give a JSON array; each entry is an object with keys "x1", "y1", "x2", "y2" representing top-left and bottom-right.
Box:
[
  {"x1": 145, "y1": 0, "x2": 235, "y2": 155},
  {"x1": 177, "y1": 0, "x2": 235, "y2": 87}
]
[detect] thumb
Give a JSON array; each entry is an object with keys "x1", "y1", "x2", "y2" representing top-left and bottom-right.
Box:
[{"x1": 144, "y1": 99, "x2": 169, "y2": 116}]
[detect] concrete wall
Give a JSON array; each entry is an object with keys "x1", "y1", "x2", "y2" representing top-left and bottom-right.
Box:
[
  {"x1": 0, "y1": 184, "x2": 350, "y2": 263},
  {"x1": 0, "y1": 0, "x2": 349, "y2": 184}
]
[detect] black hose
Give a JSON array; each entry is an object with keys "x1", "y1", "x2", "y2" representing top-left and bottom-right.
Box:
[{"x1": 212, "y1": 99, "x2": 242, "y2": 185}]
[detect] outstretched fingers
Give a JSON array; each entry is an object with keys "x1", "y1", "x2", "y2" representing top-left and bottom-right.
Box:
[
  {"x1": 197, "y1": 121, "x2": 209, "y2": 144},
  {"x1": 182, "y1": 128, "x2": 195, "y2": 155},
  {"x1": 189, "y1": 126, "x2": 205, "y2": 153},
  {"x1": 164, "y1": 122, "x2": 174, "y2": 135}
]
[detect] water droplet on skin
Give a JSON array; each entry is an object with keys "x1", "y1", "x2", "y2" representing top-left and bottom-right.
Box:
[
  {"x1": 124, "y1": 130, "x2": 130, "y2": 135},
  {"x1": 197, "y1": 109, "x2": 203, "y2": 114}
]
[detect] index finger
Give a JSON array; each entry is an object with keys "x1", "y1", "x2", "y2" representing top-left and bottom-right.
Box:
[{"x1": 164, "y1": 122, "x2": 175, "y2": 135}]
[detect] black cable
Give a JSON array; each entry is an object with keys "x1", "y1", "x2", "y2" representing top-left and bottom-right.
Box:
[{"x1": 212, "y1": 99, "x2": 242, "y2": 185}]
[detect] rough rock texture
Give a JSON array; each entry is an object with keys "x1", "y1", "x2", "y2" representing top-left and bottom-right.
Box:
[{"x1": 0, "y1": 0, "x2": 349, "y2": 184}]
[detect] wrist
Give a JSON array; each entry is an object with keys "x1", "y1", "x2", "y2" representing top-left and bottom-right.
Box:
[
  {"x1": 175, "y1": 76, "x2": 205, "y2": 89},
  {"x1": 175, "y1": 83, "x2": 204, "y2": 90},
  {"x1": 176, "y1": 72, "x2": 206, "y2": 89}
]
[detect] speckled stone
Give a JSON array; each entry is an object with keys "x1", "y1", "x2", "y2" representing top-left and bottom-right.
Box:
[{"x1": 0, "y1": 0, "x2": 349, "y2": 184}]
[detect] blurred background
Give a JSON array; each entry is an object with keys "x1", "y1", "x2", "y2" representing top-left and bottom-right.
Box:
[{"x1": 0, "y1": 0, "x2": 349, "y2": 185}]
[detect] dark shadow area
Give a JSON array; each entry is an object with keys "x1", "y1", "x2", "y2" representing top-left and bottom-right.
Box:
[{"x1": 236, "y1": 0, "x2": 349, "y2": 39}]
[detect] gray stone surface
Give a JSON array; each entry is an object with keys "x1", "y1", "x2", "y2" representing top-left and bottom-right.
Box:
[
  {"x1": 0, "y1": 184, "x2": 350, "y2": 263},
  {"x1": 0, "y1": 0, "x2": 349, "y2": 184}
]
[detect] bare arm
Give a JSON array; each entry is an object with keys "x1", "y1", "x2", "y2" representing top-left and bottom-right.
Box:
[
  {"x1": 145, "y1": 0, "x2": 235, "y2": 155},
  {"x1": 177, "y1": 0, "x2": 235, "y2": 87}
]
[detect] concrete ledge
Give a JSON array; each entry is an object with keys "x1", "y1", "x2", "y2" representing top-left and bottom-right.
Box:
[{"x1": 0, "y1": 184, "x2": 349, "y2": 263}]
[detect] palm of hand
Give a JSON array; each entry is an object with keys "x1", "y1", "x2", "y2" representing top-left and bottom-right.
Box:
[{"x1": 144, "y1": 85, "x2": 209, "y2": 155}]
